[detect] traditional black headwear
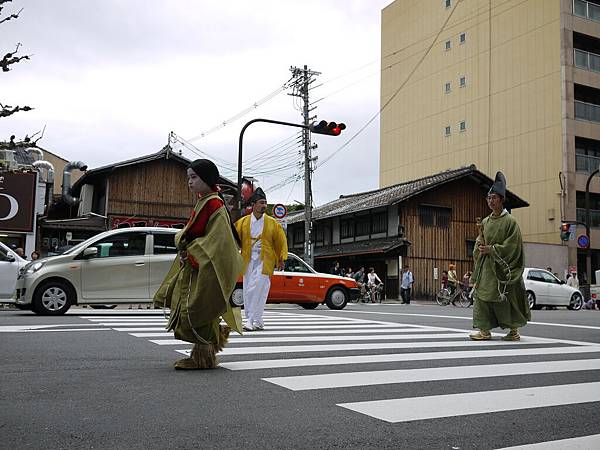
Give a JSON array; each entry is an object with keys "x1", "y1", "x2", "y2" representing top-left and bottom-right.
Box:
[
  {"x1": 188, "y1": 159, "x2": 219, "y2": 188},
  {"x1": 488, "y1": 171, "x2": 507, "y2": 199},
  {"x1": 249, "y1": 187, "x2": 267, "y2": 204}
]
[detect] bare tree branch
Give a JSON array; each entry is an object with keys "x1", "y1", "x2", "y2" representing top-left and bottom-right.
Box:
[
  {"x1": 1, "y1": 42, "x2": 31, "y2": 72},
  {"x1": 0, "y1": 6, "x2": 21, "y2": 24},
  {"x1": 0, "y1": 102, "x2": 33, "y2": 118}
]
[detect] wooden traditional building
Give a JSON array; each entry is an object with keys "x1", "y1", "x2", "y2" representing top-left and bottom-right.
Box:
[
  {"x1": 286, "y1": 165, "x2": 528, "y2": 300},
  {"x1": 39, "y1": 147, "x2": 235, "y2": 251}
]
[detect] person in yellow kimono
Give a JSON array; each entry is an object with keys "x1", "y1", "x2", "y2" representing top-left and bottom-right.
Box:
[
  {"x1": 154, "y1": 159, "x2": 243, "y2": 370},
  {"x1": 235, "y1": 187, "x2": 287, "y2": 331}
]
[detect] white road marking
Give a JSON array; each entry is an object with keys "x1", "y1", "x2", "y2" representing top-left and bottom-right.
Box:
[
  {"x1": 338, "y1": 382, "x2": 600, "y2": 423},
  {"x1": 128, "y1": 327, "x2": 442, "y2": 338},
  {"x1": 220, "y1": 345, "x2": 600, "y2": 370},
  {"x1": 213, "y1": 338, "x2": 549, "y2": 355},
  {"x1": 495, "y1": 433, "x2": 600, "y2": 449},
  {"x1": 111, "y1": 324, "x2": 413, "y2": 332},
  {"x1": 263, "y1": 358, "x2": 600, "y2": 391},
  {"x1": 0, "y1": 327, "x2": 111, "y2": 333}
]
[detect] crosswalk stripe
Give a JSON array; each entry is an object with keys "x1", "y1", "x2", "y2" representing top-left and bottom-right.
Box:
[
  {"x1": 337, "y1": 382, "x2": 600, "y2": 423},
  {"x1": 214, "y1": 338, "x2": 549, "y2": 355},
  {"x1": 128, "y1": 327, "x2": 443, "y2": 338},
  {"x1": 219, "y1": 345, "x2": 600, "y2": 370},
  {"x1": 150, "y1": 333, "x2": 467, "y2": 345},
  {"x1": 263, "y1": 358, "x2": 600, "y2": 391},
  {"x1": 495, "y1": 433, "x2": 600, "y2": 449},
  {"x1": 111, "y1": 324, "x2": 414, "y2": 332}
]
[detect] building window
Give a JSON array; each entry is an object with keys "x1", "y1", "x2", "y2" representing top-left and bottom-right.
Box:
[
  {"x1": 445, "y1": 40, "x2": 451, "y2": 51},
  {"x1": 293, "y1": 227, "x2": 304, "y2": 245},
  {"x1": 355, "y1": 216, "x2": 371, "y2": 237},
  {"x1": 576, "y1": 137, "x2": 600, "y2": 173},
  {"x1": 459, "y1": 32, "x2": 466, "y2": 44},
  {"x1": 340, "y1": 219, "x2": 354, "y2": 239},
  {"x1": 459, "y1": 76, "x2": 466, "y2": 87},
  {"x1": 419, "y1": 205, "x2": 452, "y2": 228},
  {"x1": 445, "y1": 0, "x2": 451, "y2": 8},
  {"x1": 372, "y1": 212, "x2": 387, "y2": 234},
  {"x1": 444, "y1": 82, "x2": 451, "y2": 93},
  {"x1": 459, "y1": 120, "x2": 466, "y2": 132},
  {"x1": 444, "y1": 125, "x2": 451, "y2": 136}
]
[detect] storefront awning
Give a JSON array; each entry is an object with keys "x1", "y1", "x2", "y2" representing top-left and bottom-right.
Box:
[
  {"x1": 314, "y1": 237, "x2": 411, "y2": 259},
  {"x1": 39, "y1": 213, "x2": 107, "y2": 231}
]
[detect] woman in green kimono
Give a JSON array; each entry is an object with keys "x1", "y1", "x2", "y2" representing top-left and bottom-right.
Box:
[
  {"x1": 470, "y1": 172, "x2": 530, "y2": 341},
  {"x1": 154, "y1": 159, "x2": 243, "y2": 369}
]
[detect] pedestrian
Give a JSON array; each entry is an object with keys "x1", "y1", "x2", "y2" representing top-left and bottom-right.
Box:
[
  {"x1": 470, "y1": 171, "x2": 530, "y2": 341},
  {"x1": 567, "y1": 273, "x2": 579, "y2": 289},
  {"x1": 354, "y1": 266, "x2": 366, "y2": 297},
  {"x1": 441, "y1": 270, "x2": 449, "y2": 289},
  {"x1": 15, "y1": 247, "x2": 25, "y2": 259},
  {"x1": 331, "y1": 261, "x2": 342, "y2": 276},
  {"x1": 346, "y1": 267, "x2": 353, "y2": 279},
  {"x1": 367, "y1": 267, "x2": 383, "y2": 303},
  {"x1": 235, "y1": 187, "x2": 288, "y2": 331},
  {"x1": 30, "y1": 251, "x2": 40, "y2": 260},
  {"x1": 153, "y1": 159, "x2": 243, "y2": 370},
  {"x1": 400, "y1": 265, "x2": 413, "y2": 304}
]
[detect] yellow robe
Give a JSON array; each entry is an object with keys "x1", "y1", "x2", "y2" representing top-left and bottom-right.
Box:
[
  {"x1": 235, "y1": 213, "x2": 288, "y2": 276},
  {"x1": 153, "y1": 193, "x2": 243, "y2": 343}
]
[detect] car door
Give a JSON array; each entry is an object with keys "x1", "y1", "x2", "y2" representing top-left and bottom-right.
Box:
[
  {"x1": 148, "y1": 232, "x2": 178, "y2": 298},
  {"x1": 540, "y1": 270, "x2": 564, "y2": 306},
  {"x1": 81, "y1": 231, "x2": 150, "y2": 300},
  {"x1": 0, "y1": 246, "x2": 19, "y2": 298},
  {"x1": 526, "y1": 270, "x2": 549, "y2": 304},
  {"x1": 279, "y1": 255, "x2": 321, "y2": 301}
]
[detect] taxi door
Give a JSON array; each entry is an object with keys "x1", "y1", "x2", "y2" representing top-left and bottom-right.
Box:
[{"x1": 279, "y1": 255, "x2": 320, "y2": 301}]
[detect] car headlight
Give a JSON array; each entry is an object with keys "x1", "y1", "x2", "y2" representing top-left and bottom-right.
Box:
[{"x1": 22, "y1": 261, "x2": 45, "y2": 275}]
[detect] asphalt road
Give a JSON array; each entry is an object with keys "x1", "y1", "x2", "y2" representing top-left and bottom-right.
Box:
[{"x1": 1, "y1": 303, "x2": 599, "y2": 450}]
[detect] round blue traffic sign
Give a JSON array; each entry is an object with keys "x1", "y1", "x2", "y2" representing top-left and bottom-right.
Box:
[
  {"x1": 272, "y1": 203, "x2": 287, "y2": 219},
  {"x1": 577, "y1": 234, "x2": 590, "y2": 248}
]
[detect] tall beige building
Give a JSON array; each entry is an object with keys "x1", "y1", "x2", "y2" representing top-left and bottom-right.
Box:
[{"x1": 380, "y1": 0, "x2": 600, "y2": 279}]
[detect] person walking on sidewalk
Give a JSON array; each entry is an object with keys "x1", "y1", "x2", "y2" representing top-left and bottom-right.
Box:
[
  {"x1": 235, "y1": 187, "x2": 287, "y2": 331},
  {"x1": 153, "y1": 159, "x2": 243, "y2": 370},
  {"x1": 470, "y1": 171, "x2": 530, "y2": 341},
  {"x1": 400, "y1": 265, "x2": 413, "y2": 304}
]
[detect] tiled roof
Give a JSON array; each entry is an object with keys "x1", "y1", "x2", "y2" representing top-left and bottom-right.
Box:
[
  {"x1": 288, "y1": 165, "x2": 528, "y2": 224},
  {"x1": 314, "y1": 237, "x2": 410, "y2": 259}
]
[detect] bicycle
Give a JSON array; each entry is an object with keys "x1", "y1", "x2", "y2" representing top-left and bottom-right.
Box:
[
  {"x1": 362, "y1": 283, "x2": 384, "y2": 303},
  {"x1": 436, "y1": 285, "x2": 471, "y2": 307}
]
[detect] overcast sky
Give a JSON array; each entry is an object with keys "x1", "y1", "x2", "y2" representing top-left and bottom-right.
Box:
[{"x1": 2, "y1": 0, "x2": 392, "y2": 206}]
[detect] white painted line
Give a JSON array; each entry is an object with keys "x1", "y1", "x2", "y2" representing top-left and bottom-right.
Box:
[
  {"x1": 150, "y1": 333, "x2": 466, "y2": 345},
  {"x1": 111, "y1": 324, "x2": 408, "y2": 332},
  {"x1": 0, "y1": 328, "x2": 111, "y2": 333},
  {"x1": 338, "y1": 382, "x2": 600, "y2": 423},
  {"x1": 0, "y1": 324, "x2": 101, "y2": 332},
  {"x1": 215, "y1": 338, "x2": 549, "y2": 355},
  {"x1": 130, "y1": 327, "x2": 442, "y2": 338},
  {"x1": 263, "y1": 358, "x2": 600, "y2": 391},
  {"x1": 495, "y1": 433, "x2": 600, "y2": 449},
  {"x1": 86, "y1": 318, "x2": 167, "y2": 322},
  {"x1": 92, "y1": 322, "x2": 168, "y2": 326},
  {"x1": 220, "y1": 345, "x2": 600, "y2": 370},
  {"x1": 113, "y1": 327, "x2": 167, "y2": 332}
]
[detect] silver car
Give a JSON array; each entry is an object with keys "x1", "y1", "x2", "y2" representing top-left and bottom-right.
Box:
[
  {"x1": 0, "y1": 242, "x2": 28, "y2": 303},
  {"x1": 14, "y1": 227, "x2": 179, "y2": 315},
  {"x1": 524, "y1": 267, "x2": 583, "y2": 310}
]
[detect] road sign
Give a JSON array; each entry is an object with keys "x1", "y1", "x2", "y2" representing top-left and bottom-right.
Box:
[
  {"x1": 272, "y1": 203, "x2": 287, "y2": 219},
  {"x1": 276, "y1": 217, "x2": 287, "y2": 230},
  {"x1": 569, "y1": 224, "x2": 576, "y2": 240},
  {"x1": 577, "y1": 234, "x2": 590, "y2": 249}
]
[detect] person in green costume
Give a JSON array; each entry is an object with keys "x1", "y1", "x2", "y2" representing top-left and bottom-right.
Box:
[
  {"x1": 154, "y1": 159, "x2": 243, "y2": 369},
  {"x1": 470, "y1": 171, "x2": 530, "y2": 341}
]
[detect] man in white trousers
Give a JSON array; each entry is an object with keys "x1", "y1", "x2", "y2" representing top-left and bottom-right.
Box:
[{"x1": 235, "y1": 187, "x2": 287, "y2": 331}]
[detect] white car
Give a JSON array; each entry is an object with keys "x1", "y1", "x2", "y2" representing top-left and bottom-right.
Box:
[
  {"x1": 0, "y1": 242, "x2": 28, "y2": 303},
  {"x1": 524, "y1": 267, "x2": 583, "y2": 310},
  {"x1": 14, "y1": 227, "x2": 179, "y2": 315}
]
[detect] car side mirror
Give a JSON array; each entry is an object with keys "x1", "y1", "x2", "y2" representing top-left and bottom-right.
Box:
[
  {"x1": 559, "y1": 280, "x2": 565, "y2": 285},
  {"x1": 6, "y1": 254, "x2": 15, "y2": 262},
  {"x1": 82, "y1": 247, "x2": 98, "y2": 258}
]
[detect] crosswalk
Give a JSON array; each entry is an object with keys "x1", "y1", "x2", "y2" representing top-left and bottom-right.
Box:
[{"x1": 80, "y1": 310, "x2": 600, "y2": 448}]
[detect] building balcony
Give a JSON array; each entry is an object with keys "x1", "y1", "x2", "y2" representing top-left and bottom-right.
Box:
[
  {"x1": 575, "y1": 100, "x2": 600, "y2": 123},
  {"x1": 576, "y1": 153, "x2": 600, "y2": 173},
  {"x1": 575, "y1": 49, "x2": 600, "y2": 73},
  {"x1": 574, "y1": 0, "x2": 600, "y2": 23}
]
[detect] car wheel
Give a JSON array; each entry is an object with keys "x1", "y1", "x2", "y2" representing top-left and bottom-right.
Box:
[
  {"x1": 527, "y1": 291, "x2": 539, "y2": 310},
  {"x1": 32, "y1": 280, "x2": 73, "y2": 316},
  {"x1": 299, "y1": 303, "x2": 319, "y2": 309},
  {"x1": 326, "y1": 287, "x2": 348, "y2": 310},
  {"x1": 229, "y1": 286, "x2": 244, "y2": 308},
  {"x1": 567, "y1": 293, "x2": 583, "y2": 311}
]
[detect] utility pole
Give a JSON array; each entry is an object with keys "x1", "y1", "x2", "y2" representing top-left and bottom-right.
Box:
[{"x1": 289, "y1": 65, "x2": 320, "y2": 266}]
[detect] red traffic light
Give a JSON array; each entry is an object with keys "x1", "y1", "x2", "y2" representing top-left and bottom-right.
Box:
[
  {"x1": 560, "y1": 223, "x2": 570, "y2": 232},
  {"x1": 310, "y1": 120, "x2": 346, "y2": 136}
]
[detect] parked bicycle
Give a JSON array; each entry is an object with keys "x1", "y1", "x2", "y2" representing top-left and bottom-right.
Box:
[{"x1": 435, "y1": 284, "x2": 472, "y2": 307}]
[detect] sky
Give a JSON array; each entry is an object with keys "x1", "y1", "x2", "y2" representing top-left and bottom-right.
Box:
[{"x1": 1, "y1": 0, "x2": 392, "y2": 206}]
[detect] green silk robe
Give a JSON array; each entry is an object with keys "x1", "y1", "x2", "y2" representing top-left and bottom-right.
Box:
[
  {"x1": 153, "y1": 193, "x2": 243, "y2": 344},
  {"x1": 471, "y1": 210, "x2": 531, "y2": 330}
]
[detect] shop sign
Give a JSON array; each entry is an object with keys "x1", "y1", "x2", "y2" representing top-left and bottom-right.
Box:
[{"x1": 0, "y1": 172, "x2": 36, "y2": 232}]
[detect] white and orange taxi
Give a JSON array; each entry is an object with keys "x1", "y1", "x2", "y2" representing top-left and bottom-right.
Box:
[{"x1": 231, "y1": 253, "x2": 360, "y2": 310}]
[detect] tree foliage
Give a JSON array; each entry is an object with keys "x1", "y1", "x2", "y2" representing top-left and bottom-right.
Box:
[{"x1": 1, "y1": 0, "x2": 33, "y2": 118}]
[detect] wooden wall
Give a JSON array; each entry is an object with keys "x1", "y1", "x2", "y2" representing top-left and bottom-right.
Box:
[
  {"x1": 400, "y1": 178, "x2": 490, "y2": 299},
  {"x1": 107, "y1": 159, "x2": 195, "y2": 220}
]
